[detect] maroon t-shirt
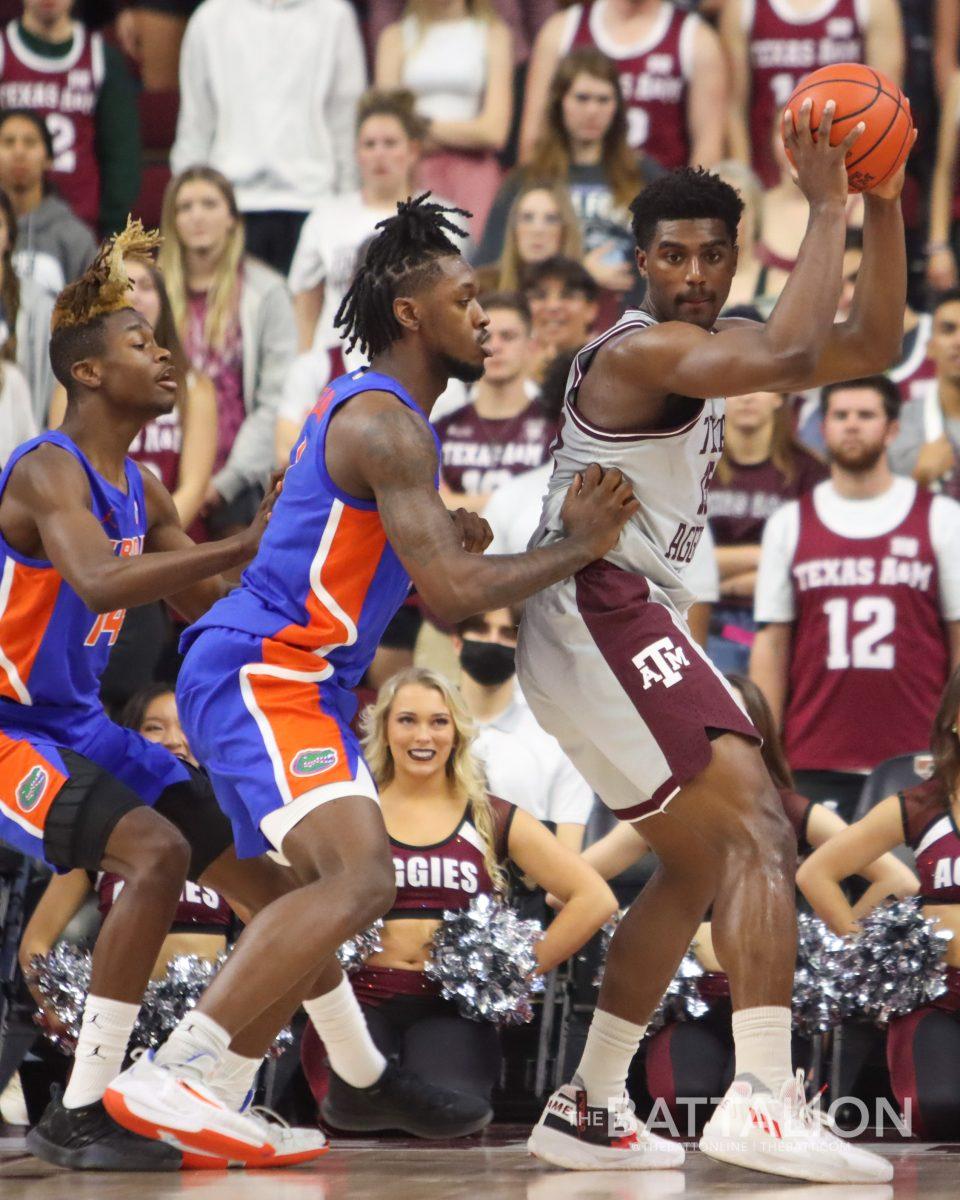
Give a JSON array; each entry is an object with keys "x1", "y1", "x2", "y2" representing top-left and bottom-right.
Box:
[
  {"x1": 433, "y1": 400, "x2": 557, "y2": 495},
  {"x1": 709, "y1": 450, "x2": 827, "y2": 606},
  {"x1": 710, "y1": 451, "x2": 828, "y2": 547}
]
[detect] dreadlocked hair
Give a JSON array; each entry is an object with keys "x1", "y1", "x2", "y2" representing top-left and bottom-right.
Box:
[
  {"x1": 629, "y1": 166, "x2": 744, "y2": 250},
  {"x1": 49, "y1": 217, "x2": 162, "y2": 391},
  {"x1": 334, "y1": 192, "x2": 469, "y2": 359}
]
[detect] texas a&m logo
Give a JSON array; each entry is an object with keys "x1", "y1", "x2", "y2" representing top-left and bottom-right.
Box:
[
  {"x1": 632, "y1": 637, "x2": 690, "y2": 690},
  {"x1": 84, "y1": 535, "x2": 143, "y2": 647}
]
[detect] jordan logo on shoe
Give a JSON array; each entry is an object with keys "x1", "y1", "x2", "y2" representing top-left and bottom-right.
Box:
[{"x1": 86, "y1": 1044, "x2": 106, "y2": 1060}]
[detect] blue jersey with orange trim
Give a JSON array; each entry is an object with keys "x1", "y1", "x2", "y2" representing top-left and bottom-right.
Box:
[
  {"x1": 182, "y1": 370, "x2": 440, "y2": 690},
  {"x1": 0, "y1": 431, "x2": 146, "y2": 720}
]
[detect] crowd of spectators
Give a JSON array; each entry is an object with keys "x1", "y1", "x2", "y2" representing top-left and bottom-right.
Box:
[{"x1": 3, "y1": 0, "x2": 960, "y2": 1144}]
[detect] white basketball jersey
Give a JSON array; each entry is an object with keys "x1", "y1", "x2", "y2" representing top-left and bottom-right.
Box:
[{"x1": 530, "y1": 309, "x2": 725, "y2": 614}]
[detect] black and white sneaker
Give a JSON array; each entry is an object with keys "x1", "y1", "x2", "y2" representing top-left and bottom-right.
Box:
[
  {"x1": 26, "y1": 1093, "x2": 182, "y2": 1171},
  {"x1": 321, "y1": 1062, "x2": 492, "y2": 1140},
  {"x1": 528, "y1": 1078, "x2": 685, "y2": 1171}
]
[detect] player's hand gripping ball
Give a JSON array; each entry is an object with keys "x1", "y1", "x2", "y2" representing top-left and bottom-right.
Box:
[{"x1": 783, "y1": 63, "x2": 914, "y2": 193}]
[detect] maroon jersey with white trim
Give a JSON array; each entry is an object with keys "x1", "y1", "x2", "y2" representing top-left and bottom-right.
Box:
[
  {"x1": 0, "y1": 21, "x2": 104, "y2": 227},
  {"x1": 562, "y1": 0, "x2": 694, "y2": 168},
  {"x1": 745, "y1": 0, "x2": 866, "y2": 186},
  {"x1": 785, "y1": 486, "x2": 947, "y2": 771},
  {"x1": 96, "y1": 871, "x2": 232, "y2": 933},
  {"x1": 387, "y1": 797, "x2": 514, "y2": 917},
  {"x1": 900, "y1": 780, "x2": 960, "y2": 905}
]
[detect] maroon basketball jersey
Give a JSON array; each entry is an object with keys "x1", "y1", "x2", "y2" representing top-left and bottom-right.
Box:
[
  {"x1": 784, "y1": 486, "x2": 947, "y2": 772},
  {"x1": 563, "y1": 0, "x2": 694, "y2": 168},
  {"x1": 433, "y1": 400, "x2": 557, "y2": 495},
  {"x1": 96, "y1": 871, "x2": 232, "y2": 933},
  {"x1": 890, "y1": 316, "x2": 936, "y2": 408},
  {"x1": 746, "y1": 0, "x2": 865, "y2": 186},
  {"x1": 710, "y1": 454, "x2": 828, "y2": 546},
  {"x1": 900, "y1": 780, "x2": 960, "y2": 905},
  {"x1": 128, "y1": 408, "x2": 182, "y2": 495},
  {"x1": 0, "y1": 21, "x2": 104, "y2": 227},
  {"x1": 387, "y1": 797, "x2": 515, "y2": 917}
]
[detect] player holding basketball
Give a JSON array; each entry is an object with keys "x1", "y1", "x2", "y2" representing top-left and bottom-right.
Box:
[
  {"x1": 1, "y1": 224, "x2": 329, "y2": 1171},
  {"x1": 520, "y1": 102, "x2": 911, "y2": 1181},
  {"x1": 104, "y1": 197, "x2": 638, "y2": 1164}
]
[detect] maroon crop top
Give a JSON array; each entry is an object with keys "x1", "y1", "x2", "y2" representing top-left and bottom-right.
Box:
[{"x1": 900, "y1": 780, "x2": 960, "y2": 905}]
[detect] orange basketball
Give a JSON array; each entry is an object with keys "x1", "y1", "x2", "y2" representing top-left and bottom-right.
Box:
[{"x1": 782, "y1": 63, "x2": 913, "y2": 193}]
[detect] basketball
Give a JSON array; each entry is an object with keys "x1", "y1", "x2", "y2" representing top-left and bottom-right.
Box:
[{"x1": 782, "y1": 63, "x2": 913, "y2": 193}]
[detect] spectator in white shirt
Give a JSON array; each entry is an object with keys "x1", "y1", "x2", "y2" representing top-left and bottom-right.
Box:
[
  {"x1": 453, "y1": 605, "x2": 594, "y2": 851},
  {"x1": 171, "y1": 0, "x2": 366, "y2": 275}
]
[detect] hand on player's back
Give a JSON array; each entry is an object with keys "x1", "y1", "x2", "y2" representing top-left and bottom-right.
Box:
[
  {"x1": 783, "y1": 98, "x2": 865, "y2": 209},
  {"x1": 560, "y1": 463, "x2": 639, "y2": 560}
]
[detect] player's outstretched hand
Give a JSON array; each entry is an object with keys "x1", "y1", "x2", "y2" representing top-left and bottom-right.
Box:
[
  {"x1": 451, "y1": 507, "x2": 493, "y2": 555},
  {"x1": 560, "y1": 463, "x2": 639, "y2": 560},
  {"x1": 783, "y1": 97, "x2": 864, "y2": 208}
]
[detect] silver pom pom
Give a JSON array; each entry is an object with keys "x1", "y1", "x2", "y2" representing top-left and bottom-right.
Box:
[
  {"x1": 791, "y1": 911, "x2": 852, "y2": 1035},
  {"x1": 337, "y1": 920, "x2": 385, "y2": 974},
  {"x1": 28, "y1": 942, "x2": 91, "y2": 1051},
  {"x1": 646, "y1": 950, "x2": 709, "y2": 1033},
  {"x1": 424, "y1": 894, "x2": 545, "y2": 1025}
]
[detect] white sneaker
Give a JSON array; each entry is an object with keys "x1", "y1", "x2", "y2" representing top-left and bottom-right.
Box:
[
  {"x1": 179, "y1": 1107, "x2": 328, "y2": 1170},
  {"x1": 103, "y1": 1051, "x2": 275, "y2": 1165},
  {"x1": 528, "y1": 1079, "x2": 685, "y2": 1171},
  {"x1": 699, "y1": 1071, "x2": 894, "y2": 1184}
]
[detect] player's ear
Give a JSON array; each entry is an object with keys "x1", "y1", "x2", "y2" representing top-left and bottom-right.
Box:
[
  {"x1": 392, "y1": 295, "x2": 421, "y2": 334},
  {"x1": 71, "y1": 357, "x2": 101, "y2": 390},
  {"x1": 635, "y1": 247, "x2": 648, "y2": 279}
]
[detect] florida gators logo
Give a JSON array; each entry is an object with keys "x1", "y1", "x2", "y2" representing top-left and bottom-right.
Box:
[
  {"x1": 290, "y1": 748, "x2": 338, "y2": 777},
  {"x1": 16, "y1": 765, "x2": 49, "y2": 812}
]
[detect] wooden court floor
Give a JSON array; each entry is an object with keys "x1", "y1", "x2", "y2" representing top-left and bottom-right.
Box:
[{"x1": 0, "y1": 1133, "x2": 957, "y2": 1200}]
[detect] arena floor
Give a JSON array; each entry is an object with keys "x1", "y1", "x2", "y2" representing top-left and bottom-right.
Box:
[{"x1": 0, "y1": 1131, "x2": 956, "y2": 1200}]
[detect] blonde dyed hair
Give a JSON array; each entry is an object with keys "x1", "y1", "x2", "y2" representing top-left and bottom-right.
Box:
[
  {"x1": 52, "y1": 218, "x2": 162, "y2": 332},
  {"x1": 497, "y1": 180, "x2": 583, "y2": 293},
  {"x1": 361, "y1": 667, "x2": 507, "y2": 894},
  {"x1": 159, "y1": 166, "x2": 244, "y2": 350}
]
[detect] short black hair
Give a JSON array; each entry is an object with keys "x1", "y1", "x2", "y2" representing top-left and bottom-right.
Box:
[
  {"x1": 932, "y1": 288, "x2": 960, "y2": 315},
  {"x1": 820, "y1": 375, "x2": 901, "y2": 421},
  {"x1": 0, "y1": 107, "x2": 54, "y2": 160},
  {"x1": 629, "y1": 166, "x2": 743, "y2": 249},
  {"x1": 120, "y1": 682, "x2": 175, "y2": 733},
  {"x1": 477, "y1": 290, "x2": 531, "y2": 329},
  {"x1": 335, "y1": 192, "x2": 469, "y2": 358},
  {"x1": 49, "y1": 314, "x2": 111, "y2": 393},
  {"x1": 455, "y1": 604, "x2": 523, "y2": 638},
  {"x1": 521, "y1": 255, "x2": 599, "y2": 302}
]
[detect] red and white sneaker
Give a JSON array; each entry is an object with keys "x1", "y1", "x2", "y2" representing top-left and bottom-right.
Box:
[
  {"x1": 699, "y1": 1071, "x2": 893, "y2": 1183},
  {"x1": 528, "y1": 1079, "x2": 685, "y2": 1171},
  {"x1": 179, "y1": 1107, "x2": 328, "y2": 1170},
  {"x1": 103, "y1": 1052, "x2": 274, "y2": 1165}
]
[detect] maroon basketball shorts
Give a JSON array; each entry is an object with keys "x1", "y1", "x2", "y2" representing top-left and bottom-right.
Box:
[{"x1": 517, "y1": 561, "x2": 759, "y2": 822}]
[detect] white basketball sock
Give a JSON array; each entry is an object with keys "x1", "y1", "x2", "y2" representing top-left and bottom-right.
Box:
[
  {"x1": 207, "y1": 1048, "x2": 262, "y2": 1111},
  {"x1": 63, "y1": 995, "x2": 139, "y2": 1109},
  {"x1": 732, "y1": 1006, "x2": 794, "y2": 1093},
  {"x1": 155, "y1": 1010, "x2": 231, "y2": 1083},
  {"x1": 302, "y1": 975, "x2": 386, "y2": 1089},
  {"x1": 575, "y1": 1008, "x2": 647, "y2": 1109}
]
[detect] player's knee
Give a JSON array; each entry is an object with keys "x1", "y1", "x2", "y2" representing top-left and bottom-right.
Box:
[
  {"x1": 127, "y1": 814, "x2": 191, "y2": 891},
  {"x1": 349, "y1": 857, "x2": 397, "y2": 927}
]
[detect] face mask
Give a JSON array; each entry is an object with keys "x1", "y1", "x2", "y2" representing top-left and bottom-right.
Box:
[{"x1": 459, "y1": 639, "x2": 516, "y2": 687}]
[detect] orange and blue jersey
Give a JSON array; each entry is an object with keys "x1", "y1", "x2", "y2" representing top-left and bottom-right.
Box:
[
  {"x1": 0, "y1": 431, "x2": 147, "y2": 727},
  {"x1": 177, "y1": 369, "x2": 440, "y2": 859},
  {"x1": 182, "y1": 369, "x2": 438, "y2": 689},
  {"x1": 0, "y1": 431, "x2": 190, "y2": 866}
]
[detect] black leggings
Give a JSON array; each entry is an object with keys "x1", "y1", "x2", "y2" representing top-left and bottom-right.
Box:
[
  {"x1": 362, "y1": 995, "x2": 502, "y2": 1103},
  {"x1": 887, "y1": 1004, "x2": 960, "y2": 1140}
]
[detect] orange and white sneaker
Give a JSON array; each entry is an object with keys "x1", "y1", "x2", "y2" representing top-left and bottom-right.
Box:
[
  {"x1": 179, "y1": 1107, "x2": 328, "y2": 1170},
  {"x1": 528, "y1": 1078, "x2": 685, "y2": 1171},
  {"x1": 699, "y1": 1072, "x2": 893, "y2": 1183},
  {"x1": 103, "y1": 1051, "x2": 274, "y2": 1165}
]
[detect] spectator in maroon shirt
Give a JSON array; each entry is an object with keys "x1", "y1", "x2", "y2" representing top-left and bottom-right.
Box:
[{"x1": 707, "y1": 389, "x2": 827, "y2": 673}]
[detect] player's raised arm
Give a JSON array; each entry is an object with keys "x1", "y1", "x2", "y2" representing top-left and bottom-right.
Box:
[
  {"x1": 609, "y1": 100, "x2": 868, "y2": 402},
  {"x1": 342, "y1": 392, "x2": 636, "y2": 623}
]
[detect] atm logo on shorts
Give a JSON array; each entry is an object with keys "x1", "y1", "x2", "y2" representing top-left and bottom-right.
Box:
[
  {"x1": 16, "y1": 765, "x2": 49, "y2": 812},
  {"x1": 290, "y1": 748, "x2": 339, "y2": 777},
  {"x1": 632, "y1": 637, "x2": 690, "y2": 690}
]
